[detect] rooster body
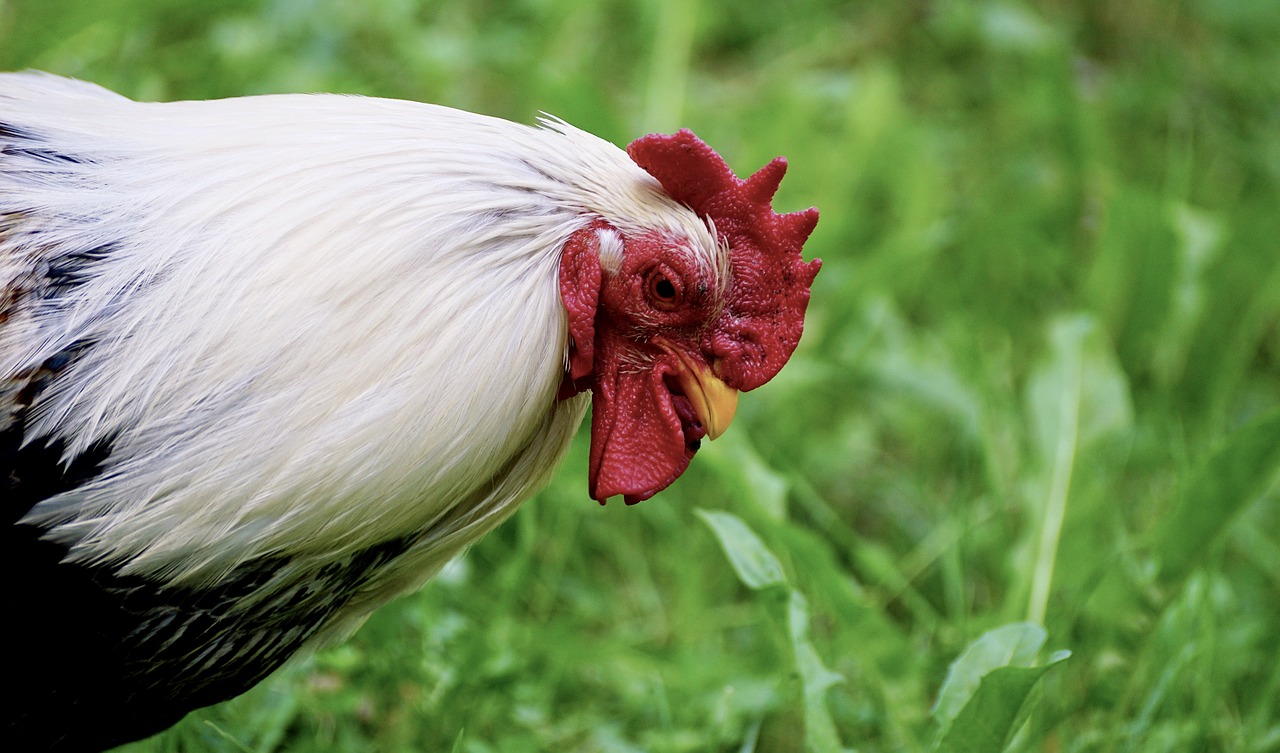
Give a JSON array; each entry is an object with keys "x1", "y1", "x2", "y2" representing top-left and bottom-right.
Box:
[{"x1": 2, "y1": 73, "x2": 817, "y2": 751}]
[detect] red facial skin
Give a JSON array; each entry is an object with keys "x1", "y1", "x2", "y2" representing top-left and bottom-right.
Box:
[
  {"x1": 559, "y1": 130, "x2": 821, "y2": 504},
  {"x1": 560, "y1": 227, "x2": 718, "y2": 504}
]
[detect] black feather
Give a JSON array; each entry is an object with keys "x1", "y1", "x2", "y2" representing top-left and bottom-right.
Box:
[
  {"x1": 5, "y1": 415, "x2": 412, "y2": 751},
  {"x1": 0, "y1": 231, "x2": 414, "y2": 751}
]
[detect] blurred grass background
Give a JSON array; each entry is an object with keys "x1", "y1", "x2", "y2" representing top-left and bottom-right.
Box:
[{"x1": 3, "y1": 0, "x2": 1278, "y2": 751}]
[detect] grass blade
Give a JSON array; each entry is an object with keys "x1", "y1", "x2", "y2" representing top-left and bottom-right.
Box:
[{"x1": 1153, "y1": 410, "x2": 1280, "y2": 581}]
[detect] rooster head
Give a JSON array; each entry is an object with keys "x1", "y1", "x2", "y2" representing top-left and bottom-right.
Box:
[{"x1": 559, "y1": 129, "x2": 820, "y2": 505}]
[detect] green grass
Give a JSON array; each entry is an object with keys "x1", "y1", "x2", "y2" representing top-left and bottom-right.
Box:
[{"x1": 4, "y1": 0, "x2": 1278, "y2": 750}]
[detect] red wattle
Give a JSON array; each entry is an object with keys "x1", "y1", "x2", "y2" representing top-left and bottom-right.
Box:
[{"x1": 587, "y1": 329, "x2": 696, "y2": 504}]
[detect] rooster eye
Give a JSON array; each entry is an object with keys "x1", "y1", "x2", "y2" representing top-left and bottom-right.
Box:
[{"x1": 646, "y1": 270, "x2": 681, "y2": 310}]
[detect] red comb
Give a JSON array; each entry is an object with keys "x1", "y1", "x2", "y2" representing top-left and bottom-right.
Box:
[{"x1": 626, "y1": 129, "x2": 821, "y2": 391}]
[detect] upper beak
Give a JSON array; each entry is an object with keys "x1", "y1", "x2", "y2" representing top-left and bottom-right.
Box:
[{"x1": 665, "y1": 347, "x2": 738, "y2": 440}]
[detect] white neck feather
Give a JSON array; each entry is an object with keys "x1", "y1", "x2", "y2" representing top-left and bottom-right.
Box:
[{"x1": 1, "y1": 76, "x2": 716, "y2": 594}]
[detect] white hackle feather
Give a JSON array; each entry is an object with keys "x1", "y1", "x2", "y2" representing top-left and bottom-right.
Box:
[{"x1": 1, "y1": 72, "x2": 723, "y2": 636}]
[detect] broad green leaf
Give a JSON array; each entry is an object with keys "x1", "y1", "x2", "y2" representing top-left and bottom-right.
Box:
[
  {"x1": 1025, "y1": 314, "x2": 1133, "y2": 465},
  {"x1": 1024, "y1": 315, "x2": 1132, "y2": 624},
  {"x1": 934, "y1": 658, "x2": 1070, "y2": 753},
  {"x1": 932, "y1": 624, "x2": 1071, "y2": 753},
  {"x1": 697, "y1": 509, "x2": 788, "y2": 590},
  {"x1": 932, "y1": 623, "x2": 1048, "y2": 725},
  {"x1": 788, "y1": 591, "x2": 849, "y2": 753},
  {"x1": 1151, "y1": 203, "x2": 1223, "y2": 387},
  {"x1": 699, "y1": 430, "x2": 790, "y2": 522},
  {"x1": 699, "y1": 511, "x2": 848, "y2": 752},
  {"x1": 1154, "y1": 410, "x2": 1280, "y2": 580}
]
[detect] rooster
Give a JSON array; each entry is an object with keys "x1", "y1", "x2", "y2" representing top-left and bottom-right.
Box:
[{"x1": 2, "y1": 72, "x2": 819, "y2": 751}]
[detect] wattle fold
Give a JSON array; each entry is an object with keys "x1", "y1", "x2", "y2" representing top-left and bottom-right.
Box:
[{"x1": 587, "y1": 332, "x2": 698, "y2": 505}]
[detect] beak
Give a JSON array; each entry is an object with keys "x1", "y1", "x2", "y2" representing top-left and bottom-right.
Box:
[{"x1": 665, "y1": 346, "x2": 739, "y2": 440}]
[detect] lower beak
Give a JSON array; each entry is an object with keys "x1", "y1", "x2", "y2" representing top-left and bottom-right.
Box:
[{"x1": 668, "y1": 350, "x2": 738, "y2": 441}]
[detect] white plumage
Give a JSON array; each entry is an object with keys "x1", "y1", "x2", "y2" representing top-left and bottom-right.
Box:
[{"x1": 3, "y1": 72, "x2": 717, "y2": 622}]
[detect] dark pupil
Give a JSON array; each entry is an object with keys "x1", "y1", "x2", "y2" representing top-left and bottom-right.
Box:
[{"x1": 654, "y1": 277, "x2": 676, "y2": 300}]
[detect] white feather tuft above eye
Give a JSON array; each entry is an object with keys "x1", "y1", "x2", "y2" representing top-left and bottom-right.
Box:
[{"x1": 596, "y1": 227, "x2": 624, "y2": 275}]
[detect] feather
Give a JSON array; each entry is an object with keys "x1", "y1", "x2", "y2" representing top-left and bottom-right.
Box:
[{"x1": 2, "y1": 73, "x2": 716, "y2": 591}]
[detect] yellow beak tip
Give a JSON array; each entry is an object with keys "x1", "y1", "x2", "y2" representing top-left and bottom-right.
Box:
[
  {"x1": 658, "y1": 341, "x2": 740, "y2": 444},
  {"x1": 684, "y1": 367, "x2": 738, "y2": 442}
]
